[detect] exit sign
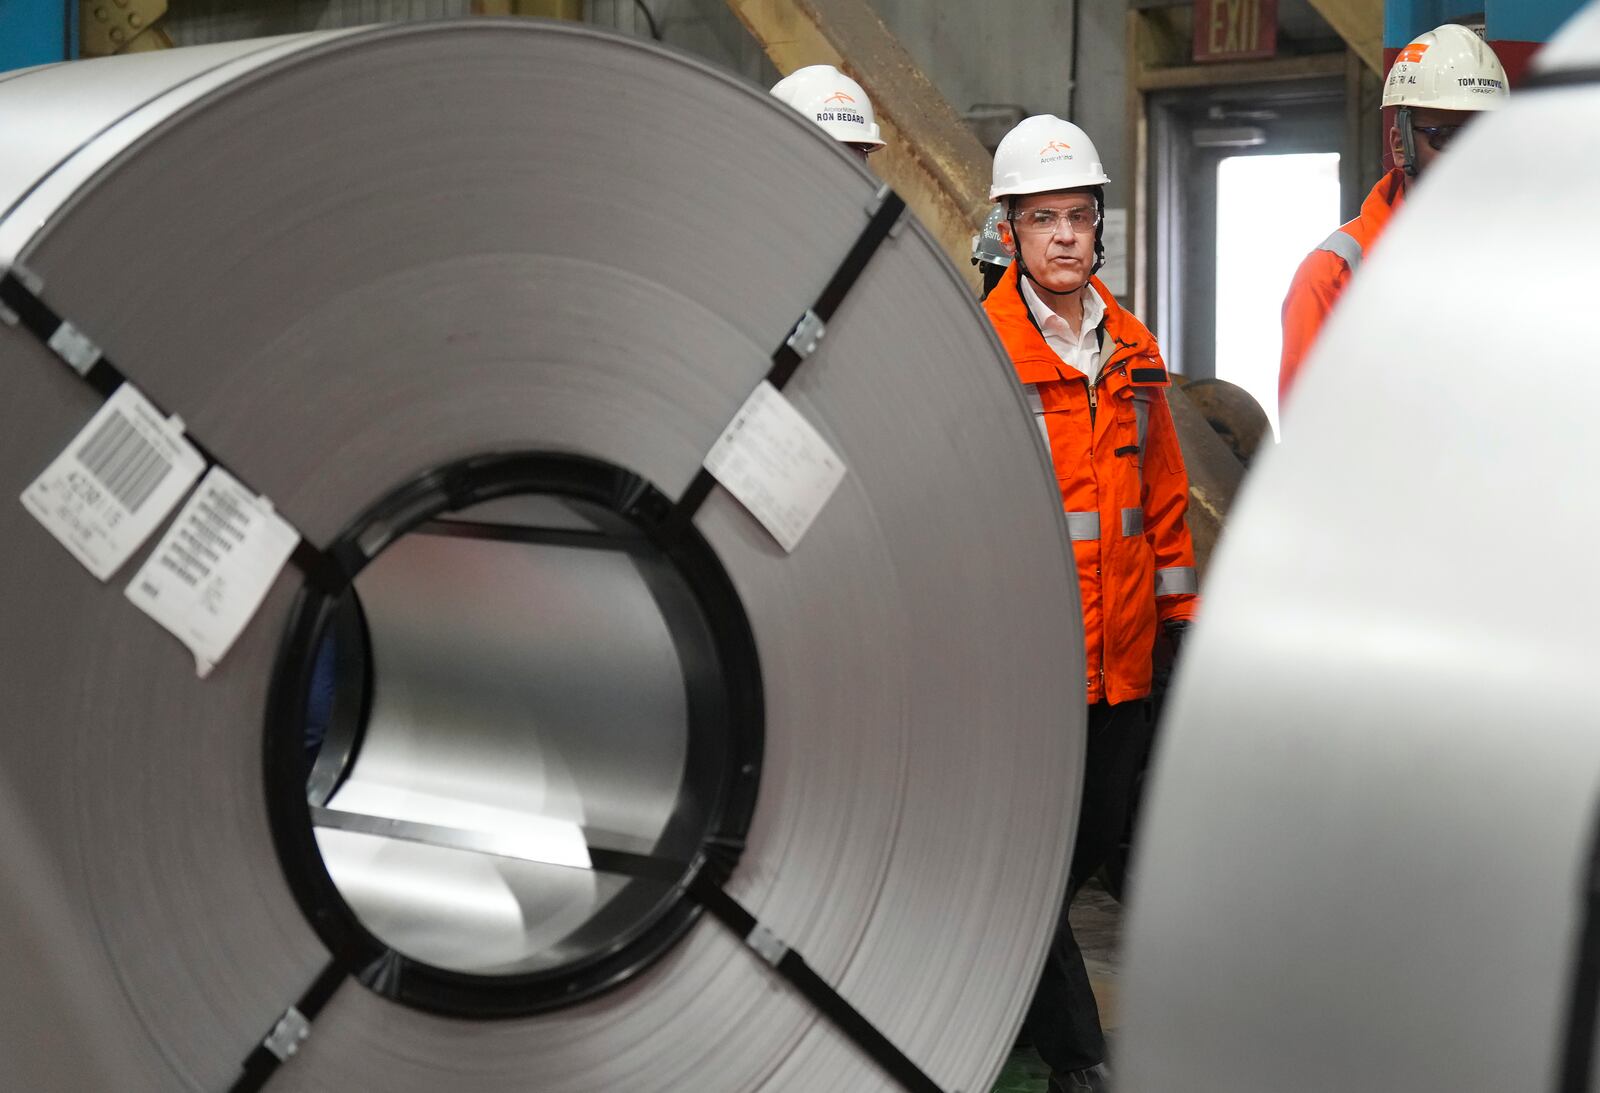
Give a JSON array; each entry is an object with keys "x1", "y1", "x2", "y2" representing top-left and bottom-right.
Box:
[{"x1": 1194, "y1": 0, "x2": 1278, "y2": 63}]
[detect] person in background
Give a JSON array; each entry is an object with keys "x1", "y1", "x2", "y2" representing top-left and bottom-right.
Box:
[
  {"x1": 983, "y1": 114, "x2": 1199, "y2": 1093},
  {"x1": 1278, "y1": 23, "x2": 1508, "y2": 404},
  {"x1": 769, "y1": 64, "x2": 886, "y2": 161},
  {"x1": 973, "y1": 203, "x2": 1013, "y2": 298}
]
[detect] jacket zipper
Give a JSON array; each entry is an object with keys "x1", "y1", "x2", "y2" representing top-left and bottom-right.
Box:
[
  {"x1": 1086, "y1": 369, "x2": 1101, "y2": 697},
  {"x1": 1088, "y1": 350, "x2": 1124, "y2": 701},
  {"x1": 1084, "y1": 343, "x2": 1127, "y2": 424}
]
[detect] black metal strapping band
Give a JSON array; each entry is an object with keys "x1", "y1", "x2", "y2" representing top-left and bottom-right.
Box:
[
  {"x1": 486, "y1": 843, "x2": 953, "y2": 1093},
  {"x1": 1556, "y1": 800, "x2": 1600, "y2": 1093},
  {"x1": 231, "y1": 847, "x2": 950, "y2": 1091},
  {"x1": 415, "y1": 516, "x2": 650, "y2": 555},
  {"x1": 657, "y1": 187, "x2": 949, "y2": 1091},
  {"x1": 672, "y1": 187, "x2": 907, "y2": 525},
  {"x1": 1, "y1": 269, "x2": 123, "y2": 399},
  {"x1": 0, "y1": 270, "x2": 348, "y2": 595},
  {"x1": 687, "y1": 873, "x2": 955, "y2": 1093},
  {"x1": 1521, "y1": 66, "x2": 1600, "y2": 92},
  {"x1": 227, "y1": 957, "x2": 348, "y2": 1093}
]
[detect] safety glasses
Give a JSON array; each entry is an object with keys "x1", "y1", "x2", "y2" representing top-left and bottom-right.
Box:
[
  {"x1": 1412, "y1": 123, "x2": 1466, "y2": 152},
  {"x1": 1012, "y1": 206, "x2": 1101, "y2": 236}
]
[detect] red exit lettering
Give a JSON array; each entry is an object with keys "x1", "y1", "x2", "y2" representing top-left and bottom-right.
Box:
[{"x1": 1194, "y1": 0, "x2": 1278, "y2": 63}]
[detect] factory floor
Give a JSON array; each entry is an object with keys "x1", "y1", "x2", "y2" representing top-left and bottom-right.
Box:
[{"x1": 992, "y1": 879, "x2": 1123, "y2": 1093}]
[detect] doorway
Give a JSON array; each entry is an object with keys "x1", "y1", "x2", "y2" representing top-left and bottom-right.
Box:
[
  {"x1": 1148, "y1": 78, "x2": 1346, "y2": 432},
  {"x1": 1215, "y1": 151, "x2": 1340, "y2": 434}
]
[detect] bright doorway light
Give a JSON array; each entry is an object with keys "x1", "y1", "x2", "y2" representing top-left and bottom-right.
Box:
[{"x1": 1215, "y1": 152, "x2": 1340, "y2": 436}]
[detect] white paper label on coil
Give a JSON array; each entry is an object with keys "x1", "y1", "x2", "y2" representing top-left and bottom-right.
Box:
[
  {"x1": 124, "y1": 466, "x2": 299, "y2": 676},
  {"x1": 703, "y1": 380, "x2": 846, "y2": 553},
  {"x1": 20, "y1": 383, "x2": 205, "y2": 581}
]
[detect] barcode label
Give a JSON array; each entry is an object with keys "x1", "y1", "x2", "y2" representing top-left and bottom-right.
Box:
[
  {"x1": 21, "y1": 384, "x2": 205, "y2": 581},
  {"x1": 126, "y1": 466, "x2": 300, "y2": 677},
  {"x1": 77, "y1": 409, "x2": 174, "y2": 514}
]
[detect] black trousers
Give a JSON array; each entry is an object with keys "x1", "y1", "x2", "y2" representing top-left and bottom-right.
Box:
[{"x1": 1023, "y1": 699, "x2": 1151, "y2": 1074}]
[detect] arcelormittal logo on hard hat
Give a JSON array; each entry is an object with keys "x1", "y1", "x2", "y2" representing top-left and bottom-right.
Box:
[
  {"x1": 1038, "y1": 140, "x2": 1074, "y2": 165},
  {"x1": 818, "y1": 89, "x2": 867, "y2": 127}
]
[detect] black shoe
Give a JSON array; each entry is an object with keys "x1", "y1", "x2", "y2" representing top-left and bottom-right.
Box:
[{"x1": 1049, "y1": 1062, "x2": 1112, "y2": 1093}]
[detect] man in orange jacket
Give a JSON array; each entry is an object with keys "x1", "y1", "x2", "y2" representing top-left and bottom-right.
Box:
[
  {"x1": 984, "y1": 114, "x2": 1198, "y2": 1093},
  {"x1": 1279, "y1": 23, "x2": 1508, "y2": 404}
]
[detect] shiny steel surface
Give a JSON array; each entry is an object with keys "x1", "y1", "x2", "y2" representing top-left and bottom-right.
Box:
[
  {"x1": 318, "y1": 527, "x2": 690, "y2": 974},
  {"x1": 0, "y1": 21, "x2": 1085, "y2": 1092},
  {"x1": 0, "y1": 31, "x2": 358, "y2": 265},
  {"x1": 0, "y1": 772, "x2": 127, "y2": 1090},
  {"x1": 1123, "y1": 7, "x2": 1600, "y2": 1091}
]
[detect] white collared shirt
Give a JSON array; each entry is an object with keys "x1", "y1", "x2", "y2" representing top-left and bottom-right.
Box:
[{"x1": 1020, "y1": 275, "x2": 1107, "y2": 383}]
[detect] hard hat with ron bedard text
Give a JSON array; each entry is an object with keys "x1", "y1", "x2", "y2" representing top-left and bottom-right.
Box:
[{"x1": 770, "y1": 65, "x2": 886, "y2": 151}]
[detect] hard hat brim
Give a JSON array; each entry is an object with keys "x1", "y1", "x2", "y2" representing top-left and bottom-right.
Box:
[
  {"x1": 1380, "y1": 90, "x2": 1508, "y2": 110},
  {"x1": 989, "y1": 171, "x2": 1111, "y2": 202}
]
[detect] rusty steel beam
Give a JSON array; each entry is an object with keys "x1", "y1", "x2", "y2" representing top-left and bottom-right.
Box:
[
  {"x1": 80, "y1": 0, "x2": 170, "y2": 56},
  {"x1": 724, "y1": 0, "x2": 991, "y2": 288},
  {"x1": 1306, "y1": 0, "x2": 1384, "y2": 74}
]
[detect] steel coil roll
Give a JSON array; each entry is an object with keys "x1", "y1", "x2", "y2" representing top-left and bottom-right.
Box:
[
  {"x1": 0, "y1": 20, "x2": 1085, "y2": 1093},
  {"x1": 1123, "y1": 7, "x2": 1600, "y2": 1092}
]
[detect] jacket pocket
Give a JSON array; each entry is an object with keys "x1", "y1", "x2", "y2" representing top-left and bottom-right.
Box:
[{"x1": 1024, "y1": 383, "x2": 1087, "y2": 484}]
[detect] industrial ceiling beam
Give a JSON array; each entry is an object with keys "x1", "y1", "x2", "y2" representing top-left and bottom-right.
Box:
[
  {"x1": 1305, "y1": 0, "x2": 1384, "y2": 73},
  {"x1": 724, "y1": 0, "x2": 991, "y2": 286},
  {"x1": 1135, "y1": 49, "x2": 1346, "y2": 91},
  {"x1": 80, "y1": 0, "x2": 171, "y2": 56}
]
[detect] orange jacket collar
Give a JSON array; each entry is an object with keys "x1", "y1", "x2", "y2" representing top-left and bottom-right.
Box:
[
  {"x1": 984, "y1": 262, "x2": 1157, "y2": 385},
  {"x1": 1351, "y1": 167, "x2": 1405, "y2": 250}
]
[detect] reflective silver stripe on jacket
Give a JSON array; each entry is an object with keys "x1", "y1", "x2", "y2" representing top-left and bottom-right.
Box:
[
  {"x1": 1316, "y1": 228, "x2": 1363, "y2": 270},
  {"x1": 1121, "y1": 508, "x2": 1143, "y2": 537},
  {"x1": 1131, "y1": 389, "x2": 1153, "y2": 470},
  {"x1": 1023, "y1": 383, "x2": 1050, "y2": 446},
  {"x1": 1065, "y1": 511, "x2": 1100, "y2": 541},
  {"x1": 1155, "y1": 565, "x2": 1198, "y2": 597}
]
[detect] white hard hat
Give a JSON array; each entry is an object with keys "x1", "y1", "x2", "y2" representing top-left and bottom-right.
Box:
[
  {"x1": 1383, "y1": 23, "x2": 1509, "y2": 111},
  {"x1": 971, "y1": 203, "x2": 1012, "y2": 268},
  {"x1": 989, "y1": 115, "x2": 1110, "y2": 202},
  {"x1": 770, "y1": 65, "x2": 886, "y2": 150}
]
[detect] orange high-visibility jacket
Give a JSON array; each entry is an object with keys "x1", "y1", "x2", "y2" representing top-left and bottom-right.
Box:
[
  {"x1": 1279, "y1": 168, "x2": 1405, "y2": 404},
  {"x1": 984, "y1": 263, "x2": 1199, "y2": 706}
]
